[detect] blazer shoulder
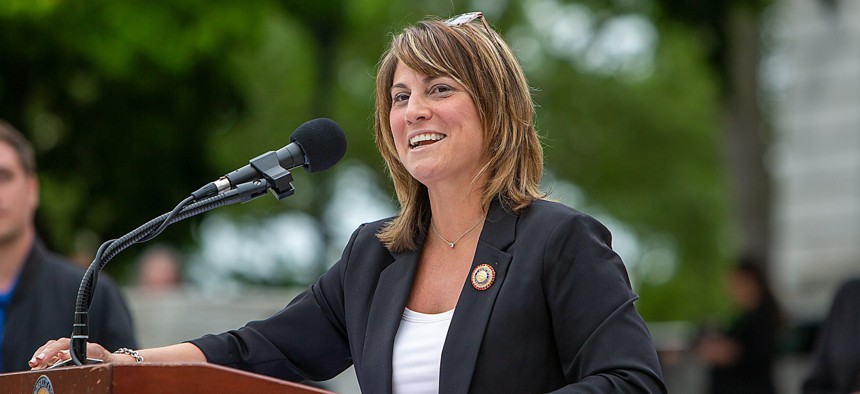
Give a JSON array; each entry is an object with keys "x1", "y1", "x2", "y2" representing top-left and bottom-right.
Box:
[
  {"x1": 527, "y1": 199, "x2": 585, "y2": 217},
  {"x1": 348, "y1": 216, "x2": 393, "y2": 245},
  {"x1": 336, "y1": 216, "x2": 396, "y2": 268},
  {"x1": 524, "y1": 200, "x2": 609, "y2": 233}
]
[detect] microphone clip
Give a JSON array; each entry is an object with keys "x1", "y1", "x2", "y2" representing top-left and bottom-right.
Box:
[{"x1": 249, "y1": 151, "x2": 295, "y2": 200}]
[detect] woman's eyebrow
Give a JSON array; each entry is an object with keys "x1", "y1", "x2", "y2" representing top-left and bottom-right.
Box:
[{"x1": 391, "y1": 75, "x2": 448, "y2": 91}]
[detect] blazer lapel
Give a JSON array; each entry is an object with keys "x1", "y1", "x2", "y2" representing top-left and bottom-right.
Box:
[
  {"x1": 439, "y1": 201, "x2": 517, "y2": 393},
  {"x1": 359, "y1": 247, "x2": 420, "y2": 394}
]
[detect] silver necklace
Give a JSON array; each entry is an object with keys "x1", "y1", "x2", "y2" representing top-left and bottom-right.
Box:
[{"x1": 430, "y1": 216, "x2": 484, "y2": 248}]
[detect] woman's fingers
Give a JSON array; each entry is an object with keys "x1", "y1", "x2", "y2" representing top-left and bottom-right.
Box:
[
  {"x1": 29, "y1": 338, "x2": 119, "y2": 369},
  {"x1": 29, "y1": 338, "x2": 71, "y2": 369},
  {"x1": 56, "y1": 349, "x2": 71, "y2": 363}
]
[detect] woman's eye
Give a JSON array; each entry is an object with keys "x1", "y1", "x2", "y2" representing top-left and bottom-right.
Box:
[
  {"x1": 392, "y1": 92, "x2": 409, "y2": 104},
  {"x1": 431, "y1": 85, "x2": 452, "y2": 95}
]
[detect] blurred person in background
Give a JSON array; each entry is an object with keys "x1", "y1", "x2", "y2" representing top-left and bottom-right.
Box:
[
  {"x1": 802, "y1": 277, "x2": 860, "y2": 393},
  {"x1": 696, "y1": 255, "x2": 783, "y2": 394},
  {"x1": 30, "y1": 12, "x2": 665, "y2": 392},
  {"x1": 134, "y1": 244, "x2": 183, "y2": 294},
  {"x1": 0, "y1": 120, "x2": 137, "y2": 372}
]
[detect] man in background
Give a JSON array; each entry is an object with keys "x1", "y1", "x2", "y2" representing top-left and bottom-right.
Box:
[{"x1": 0, "y1": 120, "x2": 136, "y2": 372}]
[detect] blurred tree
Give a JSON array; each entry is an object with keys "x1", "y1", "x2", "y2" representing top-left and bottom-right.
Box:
[
  {"x1": 507, "y1": 0, "x2": 776, "y2": 320},
  {"x1": 497, "y1": 0, "x2": 732, "y2": 320},
  {"x1": 655, "y1": 0, "x2": 775, "y2": 272},
  {"x1": 0, "y1": 0, "x2": 268, "y2": 271}
]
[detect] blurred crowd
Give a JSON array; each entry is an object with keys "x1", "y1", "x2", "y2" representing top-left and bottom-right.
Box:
[{"x1": 661, "y1": 254, "x2": 860, "y2": 393}]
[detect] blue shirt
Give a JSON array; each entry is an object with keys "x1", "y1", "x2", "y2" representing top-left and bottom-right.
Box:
[{"x1": 0, "y1": 271, "x2": 22, "y2": 369}]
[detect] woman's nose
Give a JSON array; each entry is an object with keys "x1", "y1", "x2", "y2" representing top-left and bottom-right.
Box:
[{"x1": 404, "y1": 95, "x2": 431, "y2": 124}]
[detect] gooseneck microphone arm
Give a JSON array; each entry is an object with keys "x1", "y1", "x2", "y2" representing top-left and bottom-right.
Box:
[
  {"x1": 66, "y1": 179, "x2": 273, "y2": 366},
  {"x1": 57, "y1": 117, "x2": 347, "y2": 367}
]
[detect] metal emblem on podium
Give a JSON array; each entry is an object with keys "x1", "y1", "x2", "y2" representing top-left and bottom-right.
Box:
[{"x1": 33, "y1": 375, "x2": 55, "y2": 394}]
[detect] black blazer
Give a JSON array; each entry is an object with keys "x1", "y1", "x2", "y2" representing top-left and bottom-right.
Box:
[{"x1": 192, "y1": 200, "x2": 666, "y2": 393}]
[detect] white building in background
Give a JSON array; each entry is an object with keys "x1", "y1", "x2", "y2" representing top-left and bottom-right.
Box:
[{"x1": 772, "y1": 0, "x2": 860, "y2": 321}]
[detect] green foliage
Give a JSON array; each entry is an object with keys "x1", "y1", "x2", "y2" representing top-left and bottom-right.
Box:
[
  {"x1": 518, "y1": 7, "x2": 732, "y2": 320},
  {"x1": 0, "y1": 0, "x2": 58, "y2": 18},
  {"x1": 0, "y1": 0, "x2": 267, "y2": 270}
]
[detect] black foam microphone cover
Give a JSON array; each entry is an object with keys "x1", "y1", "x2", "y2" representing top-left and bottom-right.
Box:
[{"x1": 288, "y1": 118, "x2": 348, "y2": 173}]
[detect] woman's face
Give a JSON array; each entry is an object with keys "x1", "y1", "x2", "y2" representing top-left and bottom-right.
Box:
[{"x1": 388, "y1": 62, "x2": 486, "y2": 189}]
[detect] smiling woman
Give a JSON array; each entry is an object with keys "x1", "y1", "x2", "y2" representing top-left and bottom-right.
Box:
[
  {"x1": 374, "y1": 12, "x2": 544, "y2": 254},
  {"x1": 387, "y1": 63, "x2": 487, "y2": 195},
  {"x1": 29, "y1": 12, "x2": 665, "y2": 393}
]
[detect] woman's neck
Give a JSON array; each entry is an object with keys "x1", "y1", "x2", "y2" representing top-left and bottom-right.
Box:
[
  {"x1": 427, "y1": 185, "x2": 486, "y2": 236},
  {"x1": 428, "y1": 165, "x2": 488, "y2": 212}
]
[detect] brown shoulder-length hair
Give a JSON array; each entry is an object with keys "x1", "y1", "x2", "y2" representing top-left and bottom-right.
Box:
[{"x1": 374, "y1": 15, "x2": 544, "y2": 252}]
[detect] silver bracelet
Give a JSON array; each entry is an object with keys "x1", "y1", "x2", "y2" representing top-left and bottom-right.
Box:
[{"x1": 114, "y1": 348, "x2": 144, "y2": 363}]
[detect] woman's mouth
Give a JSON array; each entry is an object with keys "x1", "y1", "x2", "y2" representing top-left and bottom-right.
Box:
[{"x1": 409, "y1": 133, "x2": 446, "y2": 149}]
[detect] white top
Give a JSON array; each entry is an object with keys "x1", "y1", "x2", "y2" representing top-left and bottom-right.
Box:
[{"x1": 392, "y1": 308, "x2": 455, "y2": 394}]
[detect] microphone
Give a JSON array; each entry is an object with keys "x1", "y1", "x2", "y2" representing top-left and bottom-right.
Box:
[
  {"x1": 193, "y1": 118, "x2": 347, "y2": 200},
  {"x1": 67, "y1": 118, "x2": 346, "y2": 366}
]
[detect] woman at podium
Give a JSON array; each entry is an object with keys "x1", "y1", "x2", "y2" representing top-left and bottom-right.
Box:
[{"x1": 30, "y1": 11, "x2": 665, "y2": 393}]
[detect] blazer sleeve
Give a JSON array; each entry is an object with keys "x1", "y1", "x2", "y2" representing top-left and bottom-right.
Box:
[
  {"x1": 188, "y1": 225, "x2": 365, "y2": 382},
  {"x1": 543, "y1": 213, "x2": 666, "y2": 393}
]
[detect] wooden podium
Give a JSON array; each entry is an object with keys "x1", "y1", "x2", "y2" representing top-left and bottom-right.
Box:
[{"x1": 0, "y1": 363, "x2": 334, "y2": 393}]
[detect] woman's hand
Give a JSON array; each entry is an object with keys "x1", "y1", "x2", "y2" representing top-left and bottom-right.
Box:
[
  {"x1": 28, "y1": 338, "x2": 123, "y2": 370},
  {"x1": 30, "y1": 340, "x2": 206, "y2": 369}
]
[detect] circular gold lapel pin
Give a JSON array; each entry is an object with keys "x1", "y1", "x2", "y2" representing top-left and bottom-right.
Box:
[{"x1": 470, "y1": 264, "x2": 495, "y2": 291}]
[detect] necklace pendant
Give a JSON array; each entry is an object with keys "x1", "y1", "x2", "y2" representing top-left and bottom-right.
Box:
[{"x1": 430, "y1": 216, "x2": 484, "y2": 251}]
